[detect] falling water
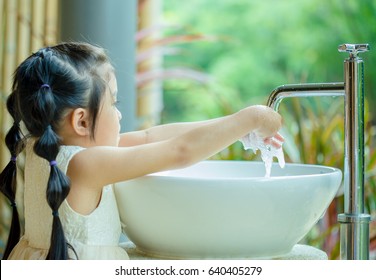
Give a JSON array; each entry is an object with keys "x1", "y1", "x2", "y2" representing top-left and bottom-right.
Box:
[{"x1": 241, "y1": 132, "x2": 285, "y2": 177}]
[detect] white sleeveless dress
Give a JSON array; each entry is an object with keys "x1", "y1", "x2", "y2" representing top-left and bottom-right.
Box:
[{"x1": 8, "y1": 142, "x2": 129, "y2": 260}]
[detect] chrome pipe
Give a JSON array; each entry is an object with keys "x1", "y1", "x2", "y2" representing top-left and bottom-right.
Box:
[
  {"x1": 266, "y1": 44, "x2": 370, "y2": 260},
  {"x1": 338, "y1": 43, "x2": 370, "y2": 260}
]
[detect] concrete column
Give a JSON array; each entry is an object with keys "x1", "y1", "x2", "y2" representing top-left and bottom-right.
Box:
[{"x1": 59, "y1": 0, "x2": 137, "y2": 132}]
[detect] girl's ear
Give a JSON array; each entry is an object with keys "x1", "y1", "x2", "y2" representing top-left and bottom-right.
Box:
[{"x1": 70, "y1": 108, "x2": 91, "y2": 136}]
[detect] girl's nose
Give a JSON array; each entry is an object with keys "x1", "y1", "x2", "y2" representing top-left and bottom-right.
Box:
[{"x1": 117, "y1": 108, "x2": 122, "y2": 121}]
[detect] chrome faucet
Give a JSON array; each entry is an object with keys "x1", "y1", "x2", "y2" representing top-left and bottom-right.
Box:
[{"x1": 266, "y1": 43, "x2": 371, "y2": 260}]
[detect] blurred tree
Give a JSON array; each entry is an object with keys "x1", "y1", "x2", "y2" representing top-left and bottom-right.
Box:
[{"x1": 162, "y1": 0, "x2": 375, "y2": 122}]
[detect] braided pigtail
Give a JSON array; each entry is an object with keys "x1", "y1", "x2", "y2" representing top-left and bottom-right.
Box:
[
  {"x1": 31, "y1": 76, "x2": 71, "y2": 260},
  {"x1": 35, "y1": 126, "x2": 70, "y2": 260},
  {"x1": 0, "y1": 93, "x2": 25, "y2": 259}
]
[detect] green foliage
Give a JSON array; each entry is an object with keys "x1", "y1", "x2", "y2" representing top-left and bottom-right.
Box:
[{"x1": 162, "y1": 0, "x2": 376, "y2": 121}]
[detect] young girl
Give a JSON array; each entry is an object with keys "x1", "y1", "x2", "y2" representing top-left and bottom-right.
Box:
[{"x1": 0, "y1": 42, "x2": 283, "y2": 260}]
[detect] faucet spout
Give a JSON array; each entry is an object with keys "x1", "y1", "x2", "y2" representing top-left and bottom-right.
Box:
[
  {"x1": 267, "y1": 44, "x2": 371, "y2": 260},
  {"x1": 266, "y1": 82, "x2": 344, "y2": 111}
]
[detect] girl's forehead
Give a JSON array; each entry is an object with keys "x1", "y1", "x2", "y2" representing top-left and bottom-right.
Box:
[
  {"x1": 104, "y1": 69, "x2": 117, "y2": 97},
  {"x1": 98, "y1": 63, "x2": 116, "y2": 92}
]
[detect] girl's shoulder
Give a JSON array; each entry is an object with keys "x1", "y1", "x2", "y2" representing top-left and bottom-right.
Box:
[{"x1": 57, "y1": 145, "x2": 86, "y2": 174}]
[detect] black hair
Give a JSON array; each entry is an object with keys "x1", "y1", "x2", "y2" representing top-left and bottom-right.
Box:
[
  {"x1": 0, "y1": 42, "x2": 112, "y2": 259},
  {"x1": 0, "y1": 93, "x2": 25, "y2": 259}
]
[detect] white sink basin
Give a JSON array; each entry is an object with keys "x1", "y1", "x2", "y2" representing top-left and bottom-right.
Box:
[{"x1": 114, "y1": 160, "x2": 342, "y2": 259}]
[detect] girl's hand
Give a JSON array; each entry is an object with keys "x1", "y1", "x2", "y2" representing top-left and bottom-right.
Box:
[
  {"x1": 243, "y1": 105, "x2": 283, "y2": 138},
  {"x1": 264, "y1": 133, "x2": 285, "y2": 149}
]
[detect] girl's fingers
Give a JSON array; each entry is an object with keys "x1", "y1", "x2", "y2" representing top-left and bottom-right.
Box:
[
  {"x1": 274, "y1": 133, "x2": 285, "y2": 143},
  {"x1": 264, "y1": 133, "x2": 284, "y2": 149},
  {"x1": 270, "y1": 139, "x2": 282, "y2": 149}
]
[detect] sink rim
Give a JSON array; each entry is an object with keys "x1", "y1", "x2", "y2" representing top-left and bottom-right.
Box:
[{"x1": 141, "y1": 160, "x2": 342, "y2": 181}]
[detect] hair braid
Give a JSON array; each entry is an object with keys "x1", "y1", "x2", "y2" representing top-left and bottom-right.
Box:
[
  {"x1": 0, "y1": 93, "x2": 25, "y2": 259},
  {"x1": 33, "y1": 124, "x2": 71, "y2": 260},
  {"x1": 29, "y1": 55, "x2": 72, "y2": 259}
]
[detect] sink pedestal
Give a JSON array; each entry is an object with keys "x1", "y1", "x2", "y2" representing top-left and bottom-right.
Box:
[{"x1": 122, "y1": 242, "x2": 328, "y2": 260}]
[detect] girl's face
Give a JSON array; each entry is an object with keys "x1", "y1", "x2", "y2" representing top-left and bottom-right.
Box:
[{"x1": 93, "y1": 72, "x2": 122, "y2": 146}]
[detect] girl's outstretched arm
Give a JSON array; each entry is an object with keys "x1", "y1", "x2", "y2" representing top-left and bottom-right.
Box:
[
  {"x1": 71, "y1": 105, "x2": 282, "y2": 184},
  {"x1": 119, "y1": 119, "x2": 226, "y2": 147},
  {"x1": 66, "y1": 105, "x2": 282, "y2": 214},
  {"x1": 119, "y1": 107, "x2": 283, "y2": 147}
]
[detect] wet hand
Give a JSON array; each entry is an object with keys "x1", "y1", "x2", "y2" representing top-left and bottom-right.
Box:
[
  {"x1": 246, "y1": 105, "x2": 283, "y2": 138},
  {"x1": 264, "y1": 133, "x2": 284, "y2": 149}
]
